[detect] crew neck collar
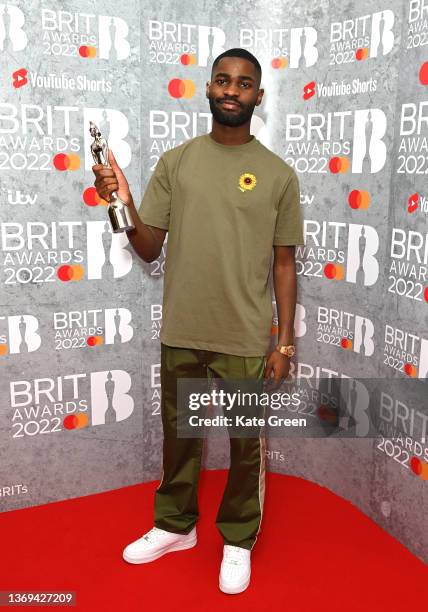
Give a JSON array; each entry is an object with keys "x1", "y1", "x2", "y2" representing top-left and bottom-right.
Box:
[{"x1": 205, "y1": 132, "x2": 258, "y2": 151}]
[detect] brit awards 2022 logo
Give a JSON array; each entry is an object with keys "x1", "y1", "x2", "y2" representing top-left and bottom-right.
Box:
[
  {"x1": 329, "y1": 9, "x2": 395, "y2": 64},
  {"x1": 0, "y1": 220, "x2": 133, "y2": 286},
  {"x1": 396, "y1": 102, "x2": 428, "y2": 177},
  {"x1": 296, "y1": 221, "x2": 379, "y2": 286},
  {"x1": 151, "y1": 304, "x2": 162, "y2": 341},
  {"x1": 287, "y1": 360, "x2": 373, "y2": 437},
  {"x1": 53, "y1": 307, "x2": 133, "y2": 350},
  {"x1": 240, "y1": 25, "x2": 318, "y2": 69},
  {"x1": 317, "y1": 306, "x2": 375, "y2": 356},
  {"x1": 147, "y1": 109, "x2": 212, "y2": 167},
  {"x1": 148, "y1": 20, "x2": 226, "y2": 66},
  {"x1": 41, "y1": 9, "x2": 131, "y2": 60},
  {"x1": 284, "y1": 108, "x2": 387, "y2": 175},
  {"x1": 406, "y1": 0, "x2": 428, "y2": 51},
  {"x1": 10, "y1": 369, "x2": 134, "y2": 438},
  {"x1": 386, "y1": 225, "x2": 428, "y2": 304},
  {"x1": 0, "y1": 104, "x2": 130, "y2": 180},
  {"x1": 0, "y1": 5, "x2": 131, "y2": 59},
  {"x1": 383, "y1": 323, "x2": 428, "y2": 378}
]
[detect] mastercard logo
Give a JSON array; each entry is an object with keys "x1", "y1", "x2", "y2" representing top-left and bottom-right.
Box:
[
  {"x1": 340, "y1": 338, "x2": 353, "y2": 350},
  {"x1": 419, "y1": 61, "x2": 428, "y2": 85},
  {"x1": 79, "y1": 46, "x2": 97, "y2": 58},
  {"x1": 63, "y1": 412, "x2": 89, "y2": 430},
  {"x1": 87, "y1": 336, "x2": 104, "y2": 347},
  {"x1": 329, "y1": 157, "x2": 350, "y2": 174},
  {"x1": 355, "y1": 48, "x2": 369, "y2": 61},
  {"x1": 317, "y1": 404, "x2": 337, "y2": 423},
  {"x1": 180, "y1": 54, "x2": 197, "y2": 65},
  {"x1": 410, "y1": 456, "x2": 428, "y2": 480},
  {"x1": 168, "y1": 79, "x2": 196, "y2": 98},
  {"x1": 0, "y1": 344, "x2": 8, "y2": 356},
  {"x1": 57, "y1": 265, "x2": 84, "y2": 282},
  {"x1": 404, "y1": 363, "x2": 417, "y2": 377},
  {"x1": 348, "y1": 190, "x2": 371, "y2": 209},
  {"x1": 271, "y1": 57, "x2": 288, "y2": 69},
  {"x1": 53, "y1": 153, "x2": 80, "y2": 171},
  {"x1": 324, "y1": 263, "x2": 344, "y2": 280},
  {"x1": 83, "y1": 187, "x2": 109, "y2": 207}
]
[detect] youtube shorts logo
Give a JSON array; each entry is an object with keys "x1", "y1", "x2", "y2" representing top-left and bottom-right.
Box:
[
  {"x1": 407, "y1": 192, "x2": 418, "y2": 213},
  {"x1": 12, "y1": 68, "x2": 28, "y2": 88},
  {"x1": 303, "y1": 81, "x2": 315, "y2": 100}
]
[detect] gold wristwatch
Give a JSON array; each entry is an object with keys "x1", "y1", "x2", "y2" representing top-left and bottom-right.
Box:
[{"x1": 275, "y1": 344, "x2": 296, "y2": 357}]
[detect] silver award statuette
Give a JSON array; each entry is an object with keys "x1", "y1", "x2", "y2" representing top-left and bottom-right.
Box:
[{"x1": 89, "y1": 121, "x2": 135, "y2": 233}]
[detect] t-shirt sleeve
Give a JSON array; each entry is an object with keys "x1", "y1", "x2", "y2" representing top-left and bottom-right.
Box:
[
  {"x1": 138, "y1": 156, "x2": 171, "y2": 230},
  {"x1": 273, "y1": 169, "x2": 305, "y2": 246}
]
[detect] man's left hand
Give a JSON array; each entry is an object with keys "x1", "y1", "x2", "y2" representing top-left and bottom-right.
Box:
[{"x1": 264, "y1": 351, "x2": 290, "y2": 390}]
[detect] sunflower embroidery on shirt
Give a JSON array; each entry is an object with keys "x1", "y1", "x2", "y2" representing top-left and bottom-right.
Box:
[{"x1": 238, "y1": 172, "x2": 257, "y2": 192}]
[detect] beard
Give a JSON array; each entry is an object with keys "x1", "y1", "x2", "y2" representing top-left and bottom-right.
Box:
[{"x1": 208, "y1": 95, "x2": 256, "y2": 127}]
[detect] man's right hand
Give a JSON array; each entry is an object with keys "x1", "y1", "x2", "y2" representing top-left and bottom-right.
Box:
[
  {"x1": 91, "y1": 150, "x2": 167, "y2": 263},
  {"x1": 92, "y1": 149, "x2": 133, "y2": 206}
]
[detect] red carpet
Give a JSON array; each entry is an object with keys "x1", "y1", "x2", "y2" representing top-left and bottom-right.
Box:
[{"x1": 1, "y1": 469, "x2": 427, "y2": 611}]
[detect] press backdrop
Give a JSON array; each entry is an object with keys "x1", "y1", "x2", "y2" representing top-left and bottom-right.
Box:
[{"x1": 0, "y1": 0, "x2": 427, "y2": 565}]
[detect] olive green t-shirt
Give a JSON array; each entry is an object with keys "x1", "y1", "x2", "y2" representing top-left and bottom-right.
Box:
[{"x1": 138, "y1": 133, "x2": 305, "y2": 357}]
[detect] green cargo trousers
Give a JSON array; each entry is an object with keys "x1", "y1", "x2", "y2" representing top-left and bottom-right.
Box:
[{"x1": 153, "y1": 342, "x2": 267, "y2": 551}]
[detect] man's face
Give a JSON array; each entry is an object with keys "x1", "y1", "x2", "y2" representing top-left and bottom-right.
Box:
[{"x1": 206, "y1": 57, "x2": 263, "y2": 127}]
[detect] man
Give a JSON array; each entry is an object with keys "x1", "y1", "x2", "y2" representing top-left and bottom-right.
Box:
[{"x1": 92, "y1": 48, "x2": 304, "y2": 595}]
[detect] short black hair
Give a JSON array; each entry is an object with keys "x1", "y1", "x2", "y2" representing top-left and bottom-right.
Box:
[{"x1": 211, "y1": 48, "x2": 262, "y2": 86}]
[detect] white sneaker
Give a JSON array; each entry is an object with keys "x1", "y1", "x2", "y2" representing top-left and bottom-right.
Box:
[
  {"x1": 219, "y1": 545, "x2": 251, "y2": 594},
  {"x1": 123, "y1": 526, "x2": 197, "y2": 564}
]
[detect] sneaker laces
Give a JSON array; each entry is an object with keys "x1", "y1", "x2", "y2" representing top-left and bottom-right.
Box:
[
  {"x1": 142, "y1": 527, "x2": 169, "y2": 543},
  {"x1": 224, "y1": 546, "x2": 247, "y2": 565}
]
